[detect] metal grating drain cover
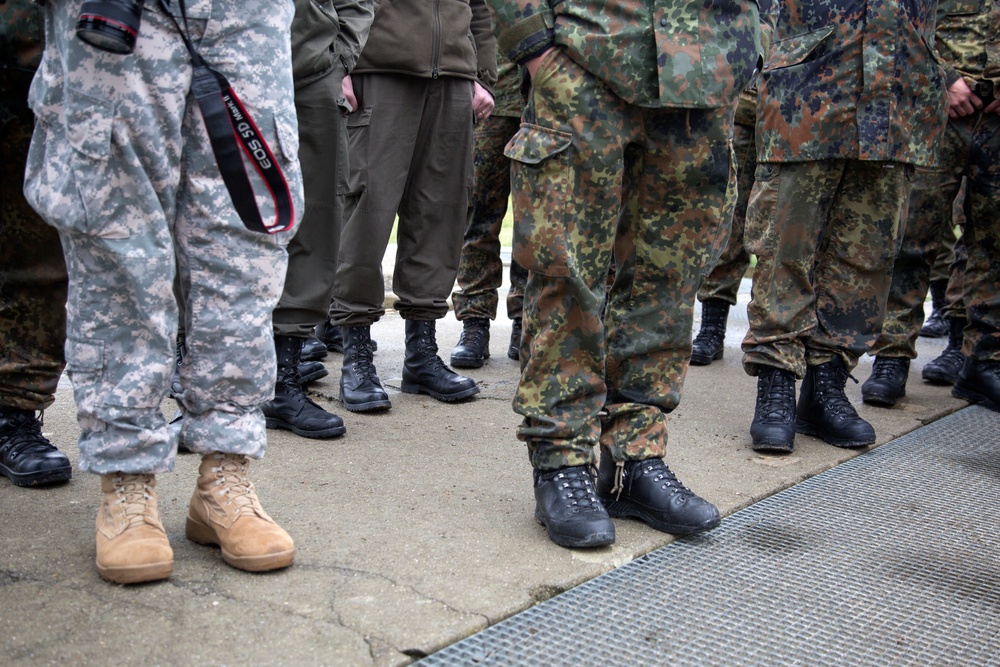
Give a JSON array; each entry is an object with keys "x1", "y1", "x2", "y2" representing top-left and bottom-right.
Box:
[{"x1": 419, "y1": 406, "x2": 1000, "y2": 666}]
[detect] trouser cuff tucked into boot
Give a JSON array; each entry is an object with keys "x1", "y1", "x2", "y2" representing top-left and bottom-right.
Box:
[{"x1": 186, "y1": 453, "x2": 295, "y2": 572}]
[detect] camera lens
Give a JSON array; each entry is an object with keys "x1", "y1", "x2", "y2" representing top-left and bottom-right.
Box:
[{"x1": 76, "y1": 1, "x2": 144, "y2": 55}]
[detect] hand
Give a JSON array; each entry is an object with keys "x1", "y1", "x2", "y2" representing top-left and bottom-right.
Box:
[
  {"x1": 524, "y1": 47, "x2": 556, "y2": 80},
  {"x1": 947, "y1": 78, "x2": 982, "y2": 118},
  {"x1": 341, "y1": 74, "x2": 358, "y2": 114},
  {"x1": 473, "y1": 80, "x2": 495, "y2": 122},
  {"x1": 984, "y1": 98, "x2": 1000, "y2": 115}
]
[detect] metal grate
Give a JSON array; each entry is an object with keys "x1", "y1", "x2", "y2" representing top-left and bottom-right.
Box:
[{"x1": 418, "y1": 406, "x2": 1000, "y2": 666}]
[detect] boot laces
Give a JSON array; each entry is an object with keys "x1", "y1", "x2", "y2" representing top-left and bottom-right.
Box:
[
  {"x1": 553, "y1": 467, "x2": 602, "y2": 511},
  {"x1": 211, "y1": 454, "x2": 259, "y2": 516},
  {"x1": 756, "y1": 369, "x2": 795, "y2": 424},
  {"x1": 0, "y1": 411, "x2": 60, "y2": 459},
  {"x1": 110, "y1": 474, "x2": 157, "y2": 529},
  {"x1": 814, "y1": 364, "x2": 860, "y2": 418},
  {"x1": 642, "y1": 459, "x2": 693, "y2": 497},
  {"x1": 870, "y1": 357, "x2": 906, "y2": 381},
  {"x1": 350, "y1": 333, "x2": 378, "y2": 380},
  {"x1": 458, "y1": 320, "x2": 489, "y2": 347}
]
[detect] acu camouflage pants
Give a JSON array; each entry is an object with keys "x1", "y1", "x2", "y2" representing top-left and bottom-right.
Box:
[{"x1": 24, "y1": 0, "x2": 301, "y2": 474}]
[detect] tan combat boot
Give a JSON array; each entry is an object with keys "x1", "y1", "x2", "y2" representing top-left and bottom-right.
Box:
[
  {"x1": 95, "y1": 473, "x2": 174, "y2": 584},
  {"x1": 186, "y1": 452, "x2": 294, "y2": 572}
]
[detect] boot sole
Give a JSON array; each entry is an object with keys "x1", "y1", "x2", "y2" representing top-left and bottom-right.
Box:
[
  {"x1": 263, "y1": 418, "x2": 346, "y2": 439},
  {"x1": 951, "y1": 384, "x2": 1000, "y2": 412},
  {"x1": 186, "y1": 516, "x2": 295, "y2": 572},
  {"x1": 922, "y1": 369, "x2": 958, "y2": 385},
  {"x1": 751, "y1": 439, "x2": 794, "y2": 453},
  {"x1": 534, "y1": 510, "x2": 615, "y2": 548},
  {"x1": 602, "y1": 499, "x2": 721, "y2": 535},
  {"x1": 0, "y1": 464, "x2": 72, "y2": 487},
  {"x1": 450, "y1": 355, "x2": 487, "y2": 369},
  {"x1": 400, "y1": 382, "x2": 480, "y2": 402},
  {"x1": 689, "y1": 349, "x2": 724, "y2": 366},
  {"x1": 861, "y1": 389, "x2": 904, "y2": 407},
  {"x1": 794, "y1": 420, "x2": 874, "y2": 448},
  {"x1": 96, "y1": 558, "x2": 173, "y2": 584},
  {"x1": 340, "y1": 395, "x2": 392, "y2": 413}
]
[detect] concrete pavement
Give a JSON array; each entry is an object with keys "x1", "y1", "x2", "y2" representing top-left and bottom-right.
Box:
[{"x1": 0, "y1": 257, "x2": 970, "y2": 666}]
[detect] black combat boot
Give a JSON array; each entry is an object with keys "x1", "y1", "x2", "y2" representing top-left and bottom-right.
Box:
[
  {"x1": 315, "y1": 319, "x2": 344, "y2": 353},
  {"x1": 922, "y1": 317, "x2": 966, "y2": 385},
  {"x1": 508, "y1": 317, "x2": 523, "y2": 361},
  {"x1": 300, "y1": 336, "x2": 328, "y2": 362},
  {"x1": 262, "y1": 335, "x2": 345, "y2": 438},
  {"x1": 595, "y1": 455, "x2": 721, "y2": 535},
  {"x1": 690, "y1": 298, "x2": 730, "y2": 366},
  {"x1": 0, "y1": 407, "x2": 72, "y2": 487},
  {"x1": 534, "y1": 465, "x2": 615, "y2": 548},
  {"x1": 795, "y1": 357, "x2": 875, "y2": 448},
  {"x1": 750, "y1": 365, "x2": 797, "y2": 452},
  {"x1": 919, "y1": 279, "x2": 949, "y2": 338},
  {"x1": 297, "y1": 359, "x2": 328, "y2": 385},
  {"x1": 952, "y1": 358, "x2": 1000, "y2": 412},
  {"x1": 861, "y1": 356, "x2": 910, "y2": 407},
  {"x1": 401, "y1": 320, "x2": 479, "y2": 402},
  {"x1": 450, "y1": 317, "x2": 490, "y2": 368},
  {"x1": 340, "y1": 325, "x2": 391, "y2": 412}
]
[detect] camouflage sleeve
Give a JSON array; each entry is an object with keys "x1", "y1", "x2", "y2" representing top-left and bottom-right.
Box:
[
  {"x1": 333, "y1": 0, "x2": 374, "y2": 74},
  {"x1": 492, "y1": 0, "x2": 556, "y2": 66}
]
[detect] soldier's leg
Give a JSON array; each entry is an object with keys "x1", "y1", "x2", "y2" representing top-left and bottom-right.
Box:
[
  {"x1": 451, "y1": 115, "x2": 521, "y2": 368},
  {"x1": 691, "y1": 120, "x2": 756, "y2": 366},
  {"x1": 742, "y1": 161, "x2": 844, "y2": 378},
  {"x1": 741, "y1": 161, "x2": 843, "y2": 451},
  {"x1": 0, "y1": 75, "x2": 72, "y2": 486},
  {"x1": 329, "y1": 73, "x2": 414, "y2": 328},
  {"x1": 173, "y1": 1, "x2": 299, "y2": 573},
  {"x1": 452, "y1": 115, "x2": 521, "y2": 321},
  {"x1": 594, "y1": 105, "x2": 734, "y2": 533},
  {"x1": 392, "y1": 77, "x2": 479, "y2": 400},
  {"x1": 798, "y1": 161, "x2": 908, "y2": 445},
  {"x1": 870, "y1": 125, "x2": 965, "y2": 360},
  {"x1": 328, "y1": 74, "x2": 416, "y2": 412},
  {"x1": 863, "y1": 127, "x2": 964, "y2": 406},
  {"x1": 262, "y1": 70, "x2": 346, "y2": 437},
  {"x1": 952, "y1": 113, "x2": 1000, "y2": 411},
  {"x1": 509, "y1": 50, "x2": 621, "y2": 547}
]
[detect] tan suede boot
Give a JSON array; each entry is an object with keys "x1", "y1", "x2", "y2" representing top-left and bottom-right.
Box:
[
  {"x1": 95, "y1": 473, "x2": 174, "y2": 584},
  {"x1": 186, "y1": 453, "x2": 294, "y2": 572}
]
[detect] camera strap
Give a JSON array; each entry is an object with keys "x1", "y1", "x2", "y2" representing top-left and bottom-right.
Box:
[{"x1": 160, "y1": 0, "x2": 295, "y2": 234}]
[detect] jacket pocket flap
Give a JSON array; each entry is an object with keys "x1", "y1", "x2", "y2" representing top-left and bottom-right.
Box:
[{"x1": 766, "y1": 25, "x2": 835, "y2": 71}]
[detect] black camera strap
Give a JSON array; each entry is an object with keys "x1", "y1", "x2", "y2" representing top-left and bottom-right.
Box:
[{"x1": 160, "y1": 0, "x2": 295, "y2": 234}]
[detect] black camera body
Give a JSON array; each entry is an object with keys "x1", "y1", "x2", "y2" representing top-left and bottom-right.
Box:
[{"x1": 76, "y1": 0, "x2": 144, "y2": 54}]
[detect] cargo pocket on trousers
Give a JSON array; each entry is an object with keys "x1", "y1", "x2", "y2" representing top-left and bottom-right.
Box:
[
  {"x1": 264, "y1": 105, "x2": 304, "y2": 242},
  {"x1": 504, "y1": 123, "x2": 575, "y2": 277},
  {"x1": 339, "y1": 105, "x2": 373, "y2": 198},
  {"x1": 64, "y1": 337, "x2": 108, "y2": 434},
  {"x1": 24, "y1": 87, "x2": 130, "y2": 239},
  {"x1": 743, "y1": 162, "x2": 781, "y2": 257}
]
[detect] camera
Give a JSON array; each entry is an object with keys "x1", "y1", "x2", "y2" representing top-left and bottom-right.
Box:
[{"x1": 76, "y1": 0, "x2": 144, "y2": 54}]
